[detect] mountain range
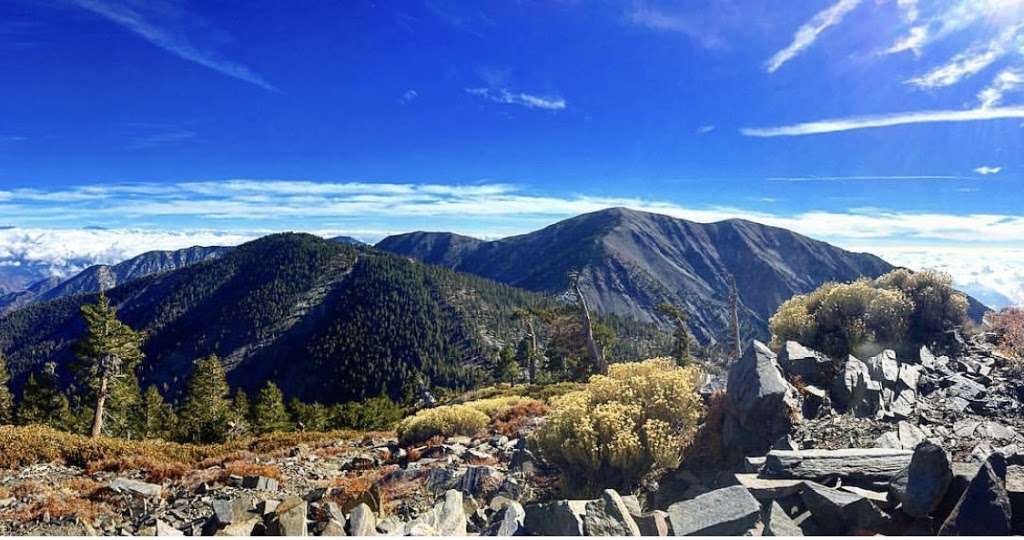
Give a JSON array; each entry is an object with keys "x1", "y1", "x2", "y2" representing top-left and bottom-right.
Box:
[
  {"x1": 378, "y1": 207, "x2": 938, "y2": 343},
  {"x1": 0, "y1": 246, "x2": 230, "y2": 314}
]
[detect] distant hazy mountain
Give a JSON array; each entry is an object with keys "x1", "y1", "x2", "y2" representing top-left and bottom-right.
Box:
[
  {"x1": 378, "y1": 207, "x2": 975, "y2": 343},
  {"x1": 330, "y1": 236, "x2": 368, "y2": 246},
  {"x1": 0, "y1": 246, "x2": 230, "y2": 314}
]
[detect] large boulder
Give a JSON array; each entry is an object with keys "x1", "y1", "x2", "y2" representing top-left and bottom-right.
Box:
[
  {"x1": 831, "y1": 355, "x2": 881, "y2": 416},
  {"x1": 523, "y1": 500, "x2": 587, "y2": 536},
  {"x1": 901, "y1": 441, "x2": 953, "y2": 518},
  {"x1": 347, "y1": 504, "x2": 378, "y2": 536},
  {"x1": 583, "y1": 489, "x2": 641, "y2": 536},
  {"x1": 938, "y1": 453, "x2": 1012, "y2": 535},
  {"x1": 485, "y1": 501, "x2": 525, "y2": 536},
  {"x1": 723, "y1": 341, "x2": 800, "y2": 458},
  {"x1": 780, "y1": 341, "x2": 833, "y2": 386},
  {"x1": 666, "y1": 485, "x2": 761, "y2": 536},
  {"x1": 267, "y1": 496, "x2": 307, "y2": 536}
]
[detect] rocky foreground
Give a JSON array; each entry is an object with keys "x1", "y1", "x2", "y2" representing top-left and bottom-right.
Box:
[{"x1": 2, "y1": 331, "x2": 1024, "y2": 536}]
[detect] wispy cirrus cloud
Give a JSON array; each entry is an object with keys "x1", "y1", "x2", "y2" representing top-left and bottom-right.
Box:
[
  {"x1": 904, "y1": 25, "x2": 1021, "y2": 89},
  {"x1": 465, "y1": 88, "x2": 566, "y2": 110},
  {"x1": 974, "y1": 165, "x2": 1002, "y2": 175},
  {"x1": 71, "y1": 0, "x2": 277, "y2": 91},
  {"x1": 978, "y1": 68, "x2": 1024, "y2": 109},
  {"x1": 741, "y1": 105, "x2": 1024, "y2": 137},
  {"x1": 764, "y1": 0, "x2": 861, "y2": 73},
  {"x1": 767, "y1": 175, "x2": 976, "y2": 182}
]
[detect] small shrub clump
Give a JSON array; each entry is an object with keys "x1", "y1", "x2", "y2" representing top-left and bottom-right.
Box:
[
  {"x1": 395, "y1": 404, "x2": 489, "y2": 447},
  {"x1": 770, "y1": 270, "x2": 967, "y2": 357},
  {"x1": 532, "y1": 358, "x2": 703, "y2": 496}
]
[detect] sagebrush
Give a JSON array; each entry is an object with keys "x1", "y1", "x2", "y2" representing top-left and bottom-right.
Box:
[{"x1": 532, "y1": 358, "x2": 703, "y2": 496}]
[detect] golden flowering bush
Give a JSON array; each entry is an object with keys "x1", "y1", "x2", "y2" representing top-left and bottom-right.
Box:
[
  {"x1": 532, "y1": 358, "x2": 703, "y2": 495},
  {"x1": 396, "y1": 404, "x2": 490, "y2": 446}
]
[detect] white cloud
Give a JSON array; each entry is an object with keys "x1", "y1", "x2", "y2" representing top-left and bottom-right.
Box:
[
  {"x1": 905, "y1": 24, "x2": 1021, "y2": 89},
  {"x1": 860, "y1": 245, "x2": 1024, "y2": 308},
  {"x1": 71, "y1": 0, "x2": 277, "y2": 91},
  {"x1": 978, "y1": 68, "x2": 1024, "y2": 108},
  {"x1": 765, "y1": 0, "x2": 862, "y2": 73},
  {"x1": 741, "y1": 105, "x2": 1024, "y2": 136},
  {"x1": 768, "y1": 175, "x2": 973, "y2": 182},
  {"x1": 465, "y1": 88, "x2": 566, "y2": 110},
  {"x1": 884, "y1": 25, "x2": 928, "y2": 55},
  {"x1": 974, "y1": 165, "x2": 1002, "y2": 175},
  {"x1": 696, "y1": 124, "x2": 716, "y2": 134}
]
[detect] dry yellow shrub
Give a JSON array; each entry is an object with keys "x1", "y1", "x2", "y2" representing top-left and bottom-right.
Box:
[
  {"x1": 395, "y1": 404, "x2": 489, "y2": 446},
  {"x1": 532, "y1": 358, "x2": 703, "y2": 496}
]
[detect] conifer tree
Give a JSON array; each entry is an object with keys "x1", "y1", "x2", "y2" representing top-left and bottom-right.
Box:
[
  {"x1": 252, "y1": 381, "x2": 291, "y2": 434},
  {"x1": 0, "y1": 353, "x2": 13, "y2": 424},
  {"x1": 140, "y1": 385, "x2": 176, "y2": 440},
  {"x1": 177, "y1": 355, "x2": 231, "y2": 443},
  {"x1": 493, "y1": 344, "x2": 520, "y2": 385},
  {"x1": 656, "y1": 303, "x2": 693, "y2": 367},
  {"x1": 16, "y1": 364, "x2": 72, "y2": 430},
  {"x1": 289, "y1": 398, "x2": 331, "y2": 432},
  {"x1": 73, "y1": 293, "x2": 146, "y2": 438},
  {"x1": 229, "y1": 389, "x2": 252, "y2": 436}
]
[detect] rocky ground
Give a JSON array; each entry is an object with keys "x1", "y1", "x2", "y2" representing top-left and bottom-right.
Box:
[{"x1": 1, "y1": 330, "x2": 1023, "y2": 536}]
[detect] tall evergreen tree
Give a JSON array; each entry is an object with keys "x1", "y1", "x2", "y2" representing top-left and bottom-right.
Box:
[
  {"x1": 16, "y1": 363, "x2": 72, "y2": 429},
  {"x1": 494, "y1": 344, "x2": 521, "y2": 385},
  {"x1": 656, "y1": 303, "x2": 693, "y2": 367},
  {"x1": 177, "y1": 355, "x2": 231, "y2": 443},
  {"x1": 140, "y1": 385, "x2": 176, "y2": 440},
  {"x1": 252, "y1": 381, "x2": 291, "y2": 434},
  {"x1": 0, "y1": 353, "x2": 13, "y2": 424},
  {"x1": 229, "y1": 389, "x2": 252, "y2": 436},
  {"x1": 73, "y1": 293, "x2": 146, "y2": 438}
]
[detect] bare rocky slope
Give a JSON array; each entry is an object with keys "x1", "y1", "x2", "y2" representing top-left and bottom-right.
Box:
[
  {"x1": 378, "y1": 207, "x2": 914, "y2": 344},
  {"x1": 2, "y1": 330, "x2": 1023, "y2": 536}
]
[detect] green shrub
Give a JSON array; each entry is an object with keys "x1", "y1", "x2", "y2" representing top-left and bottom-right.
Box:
[
  {"x1": 532, "y1": 358, "x2": 703, "y2": 496},
  {"x1": 770, "y1": 270, "x2": 965, "y2": 357},
  {"x1": 396, "y1": 404, "x2": 489, "y2": 446}
]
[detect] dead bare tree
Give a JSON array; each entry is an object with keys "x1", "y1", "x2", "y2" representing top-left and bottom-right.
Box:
[
  {"x1": 568, "y1": 269, "x2": 607, "y2": 375},
  {"x1": 728, "y1": 274, "x2": 742, "y2": 361}
]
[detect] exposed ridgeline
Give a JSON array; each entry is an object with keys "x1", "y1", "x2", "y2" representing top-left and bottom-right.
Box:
[
  {"x1": 378, "y1": 207, "x2": 907, "y2": 344},
  {"x1": 0, "y1": 234, "x2": 665, "y2": 404},
  {"x1": 0, "y1": 246, "x2": 230, "y2": 314}
]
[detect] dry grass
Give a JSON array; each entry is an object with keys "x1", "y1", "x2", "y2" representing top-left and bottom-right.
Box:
[
  {"x1": 683, "y1": 389, "x2": 728, "y2": 466},
  {"x1": 220, "y1": 460, "x2": 282, "y2": 482},
  {"x1": 491, "y1": 400, "x2": 548, "y2": 436},
  {"x1": 85, "y1": 455, "x2": 191, "y2": 484},
  {"x1": 1, "y1": 493, "x2": 111, "y2": 523},
  {"x1": 0, "y1": 425, "x2": 353, "y2": 471}
]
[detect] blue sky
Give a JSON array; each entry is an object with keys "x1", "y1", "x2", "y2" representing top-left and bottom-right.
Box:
[{"x1": 1, "y1": 0, "x2": 1024, "y2": 304}]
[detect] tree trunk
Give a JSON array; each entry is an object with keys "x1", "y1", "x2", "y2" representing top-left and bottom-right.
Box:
[
  {"x1": 526, "y1": 318, "x2": 538, "y2": 383},
  {"x1": 729, "y1": 275, "x2": 742, "y2": 361},
  {"x1": 90, "y1": 375, "x2": 108, "y2": 438},
  {"x1": 573, "y1": 278, "x2": 606, "y2": 375}
]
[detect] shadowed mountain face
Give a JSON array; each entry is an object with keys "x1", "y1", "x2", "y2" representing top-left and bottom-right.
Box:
[
  {"x1": 378, "y1": 207, "x2": 901, "y2": 343},
  {"x1": 0, "y1": 246, "x2": 231, "y2": 314},
  {"x1": 0, "y1": 234, "x2": 578, "y2": 403}
]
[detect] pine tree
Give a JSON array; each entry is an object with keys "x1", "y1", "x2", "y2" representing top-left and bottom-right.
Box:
[
  {"x1": 72, "y1": 293, "x2": 146, "y2": 438},
  {"x1": 177, "y1": 355, "x2": 231, "y2": 443},
  {"x1": 140, "y1": 385, "x2": 176, "y2": 440},
  {"x1": 494, "y1": 344, "x2": 521, "y2": 385},
  {"x1": 0, "y1": 353, "x2": 13, "y2": 424},
  {"x1": 16, "y1": 364, "x2": 72, "y2": 430},
  {"x1": 289, "y1": 398, "x2": 331, "y2": 432},
  {"x1": 229, "y1": 389, "x2": 252, "y2": 436},
  {"x1": 656, "y1": 303, "x2": 693, "y2": 367},
  {"x1": 252, "y1": 381, "x2": 291, "y2": 434}
]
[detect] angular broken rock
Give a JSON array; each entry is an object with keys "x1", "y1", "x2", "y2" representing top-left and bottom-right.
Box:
[
  {"x1": 723, "y1": 341, "x2": 800, "y2": 457},
  {"x1": 241, "y1": 475, "x2": 279, "y2": 491},
  {"x1": 347, "y1": 503, "x2": 378, "y2": 536},
  {"x1": 938, "y1": 452, "x2": 1012, "y2": 535},
  {"x1": 523, "y1": 500, "x2": 586, "y2": 536},
  {"x1": 213, "y1": 515, "x2": 262, "y2": 537},
  {"x1": 634, "y1": 511, "x2": 670, "y2": 537},
  {"x1": 666, "y1": 485, "x2": 761, "y2": 536},
  {"x1": 155, "y1": 520, "x2": 184, "y2": 537},
  {"x1": 780, "y1": 341, "x2": 833, "y2": 386},
  {"x1": 733, "y1": 474, "x2": 804, "y2": 500},
  {"x1": 901, "y1": 441, "x2": 952, "y2": 518},
  {"x1": 762, "y1": 448, "x2": 913, "y2": 482},
  {"x1": 485, "y1": 500, "x2": 525, "y2": 536},
  {"x1": 763, "y1": 501, "x2": 802, "y2": 536},
  {"x1": 832, "y1": 355, "x2": 880, "y2": 416},
  {"x1": 108, "y1": 478, "x2": 162, "y2": 498},
  {"x1": 801, "y1": 481, "x2": 890, "y2": 535},
  {"x1": 268, "y1": 496, "x2": 307, "y2": 536},
  {"x1": 583, "y1": 489, "x2": 641, "y2": 536}
]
